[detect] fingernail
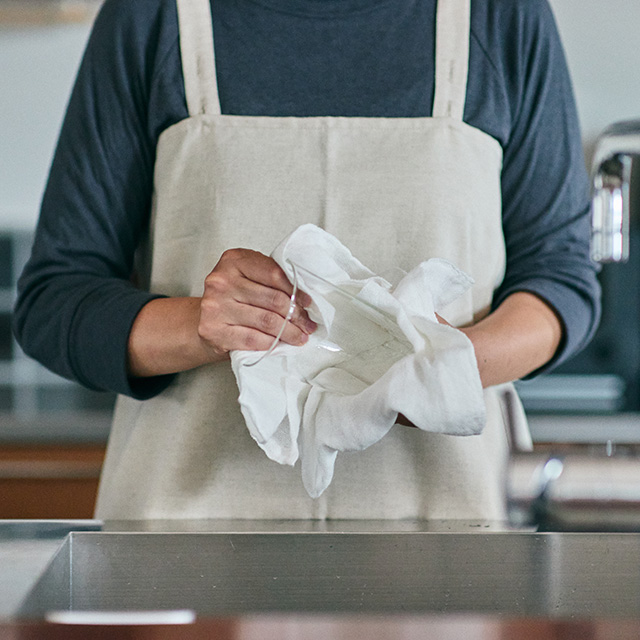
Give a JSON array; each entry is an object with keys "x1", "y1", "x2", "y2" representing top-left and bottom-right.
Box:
[{"x1": 305, "y1": 319, "x2": 317, "y2": 334}]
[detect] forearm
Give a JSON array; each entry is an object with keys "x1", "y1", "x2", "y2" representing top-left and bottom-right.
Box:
[{"x1": 459, "y1": 291, "x2": 563, "y2": 388}]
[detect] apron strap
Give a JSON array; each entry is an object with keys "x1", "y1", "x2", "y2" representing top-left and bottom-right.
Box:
[
  {"x1": 176, "y1": 0, "x2": 222, "y2": 116},
  {"x1": 432, "y1": 0, "x2": 471, "y2": 120}
]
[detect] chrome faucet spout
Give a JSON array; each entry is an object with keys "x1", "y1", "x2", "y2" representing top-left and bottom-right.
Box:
[{"x1": 591, "y1": 120, "x2": 640, "y2": 262}]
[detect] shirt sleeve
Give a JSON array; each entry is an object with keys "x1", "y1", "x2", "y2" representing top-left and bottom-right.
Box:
[
  {"x1": 13, "y1": 0, "x2": 601, "y2": 396},
  {"x1": 12, "y1": 0, "x2": 177, "y2": 399},
  {"x1": 490, "y1": 0, "x2": 601, "y2": 376}
]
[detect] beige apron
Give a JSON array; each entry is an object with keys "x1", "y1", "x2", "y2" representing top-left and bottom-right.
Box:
[{"x1": 95, "y1": 0, "x2": 530, "y2": 521}]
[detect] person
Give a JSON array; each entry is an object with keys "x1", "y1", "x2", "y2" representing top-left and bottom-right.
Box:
[{"x1": 13, "y1": 0, "x2": 600, "y2": 521}]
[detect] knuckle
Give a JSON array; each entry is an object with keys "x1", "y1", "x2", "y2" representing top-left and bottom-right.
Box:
[
  {"x1": 197, "y1": 319, "x2": 230, "y2": 357},
  {"x1": 268, "y1": 288, "x2": 286, "y2": 310},
  {"x1": 244, "y1": 333, "x2": 258, "y2": 351},
  {"x1": 204, "y1": 271, "x2": 230, "y2": 294},
  {"x1": 220, "y1": 247, "x2": 255, "y2": 267},
  {"x1": 269, "y1": 265, "x2": 288, "y2": 287},
  {"x1": 258, "y1": 310, "x2": 278, "y2": 333},
  {"x1": 220, "y1": 248, "x2": 243, "y2": 261}
]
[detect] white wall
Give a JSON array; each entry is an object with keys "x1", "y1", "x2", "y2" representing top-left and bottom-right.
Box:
[
  {"x1": 548, "y1": 0, "x2": 640, "y2": 156},
  {"x1": 0, "y1": 24, "x2": 90, "y2": 230},
  {"x1": 1, "y1": 2, "x2": 640, "y2": 230}
]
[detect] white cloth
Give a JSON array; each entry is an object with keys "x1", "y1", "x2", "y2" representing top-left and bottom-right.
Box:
[{"x1": 231, "y1": 224, "x2": 485, "y2": 498}]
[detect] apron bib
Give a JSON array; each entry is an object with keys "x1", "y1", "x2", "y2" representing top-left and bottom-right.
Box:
[{"x1": 95, "y1": 0, "x2": 530, "y2": 521}]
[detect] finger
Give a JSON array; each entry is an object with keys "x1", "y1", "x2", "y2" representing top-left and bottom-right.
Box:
[
  {"x1": 235, "y1": 252, "x2": 314, "y2": 308},
  {"x1": 222, "y1": 325, "x2": 286, "y2": 353},
  {"x1": 295, "y1": 288, "x2": 314, "y2": 310},
  {"x1": 233, "y1": 302, "x2": 311, "y2": 347},
  {"x1": 288, "y1": 301, "x2": 318, "y2": 335},
  {"x1": 234, "y1": 279, "x2": 317, "y2": 335}
]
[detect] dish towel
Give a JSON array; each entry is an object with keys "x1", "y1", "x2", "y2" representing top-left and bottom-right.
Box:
[{"x1": 230, "y1": 224, "x2": 486, "y2": 498}]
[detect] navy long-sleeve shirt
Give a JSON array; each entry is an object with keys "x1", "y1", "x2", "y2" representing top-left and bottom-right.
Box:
[{"x1": 13, "y1": 0, "x2": 601, "y2": 399}]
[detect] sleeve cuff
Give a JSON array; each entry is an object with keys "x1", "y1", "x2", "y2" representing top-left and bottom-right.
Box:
[{"x1": 68, "y1": 283, "x2": 177, "y2": 399}]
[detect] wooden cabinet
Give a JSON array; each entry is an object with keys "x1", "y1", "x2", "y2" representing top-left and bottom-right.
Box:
[
  {"x1": 1, "y1": 618, "x2": 640, "y2": 639},
  {"x1": 0, "y1": 445, "x2": 104, "y2": 519},
  {"x1": 0, "y1": 229, "x2": 112, "y2": 519}
]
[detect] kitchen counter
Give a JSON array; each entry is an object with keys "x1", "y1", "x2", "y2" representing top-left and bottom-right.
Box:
[
  {"x1": 0, "y1": 520, "x2": 100, "y2": 618},
  {"x1": 3, "y1": 519, "x2": 640, "y2": 638},
  {"x1": 4, "y1": 410, "x2": 640, "y2": 446},
  {"x1": 528, "y1": 412, "x2": 640, "y2": 445}
]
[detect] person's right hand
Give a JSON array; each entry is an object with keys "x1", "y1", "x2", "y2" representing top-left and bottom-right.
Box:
[
  {"x1": 197, "y1": 248, "x2": 317, "y2": 358},
  {"x1": 127, "y1": 248, "x2": 317, "y2": 378}
]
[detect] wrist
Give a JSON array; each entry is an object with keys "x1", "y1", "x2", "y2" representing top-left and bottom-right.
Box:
[
  {"x1": 458, "y1": 324, "x2": 488, "y2": 386},
  {"x1": 128, "y1": 297, "x2": 226, "y2": 378}
]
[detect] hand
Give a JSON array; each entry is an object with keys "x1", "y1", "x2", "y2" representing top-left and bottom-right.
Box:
[
  {"x1": 198, "y1": 248, "x2": 317, "y2": 358},
  {"x1": 127, "y1": 249, "x2": 317, "y2": 378},
  {"x1": 393, "y1": 294, "x2": 561, "y2": 428}
]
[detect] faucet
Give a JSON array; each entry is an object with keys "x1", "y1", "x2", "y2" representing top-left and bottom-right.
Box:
[
  {"x1": 506, "y1": 120, "x2": 640, "y2": 530},
  {"x1": 590, "y1": 119, "x2": 640, "y2": 262}
]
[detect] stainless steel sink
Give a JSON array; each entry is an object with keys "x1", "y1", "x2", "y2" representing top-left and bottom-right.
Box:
[{"x1": 16, "y1": 527, "x2": 640, "y2": 619}]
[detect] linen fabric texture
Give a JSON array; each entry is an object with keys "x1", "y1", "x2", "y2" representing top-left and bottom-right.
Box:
[{"x1": 95, "y1": 0, "x2": 529, "y2": 521}]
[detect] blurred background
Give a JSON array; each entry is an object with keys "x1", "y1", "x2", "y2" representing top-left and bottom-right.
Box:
[{"x1": 0, "y1": 0, "x2": 639, "y2": 517}]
